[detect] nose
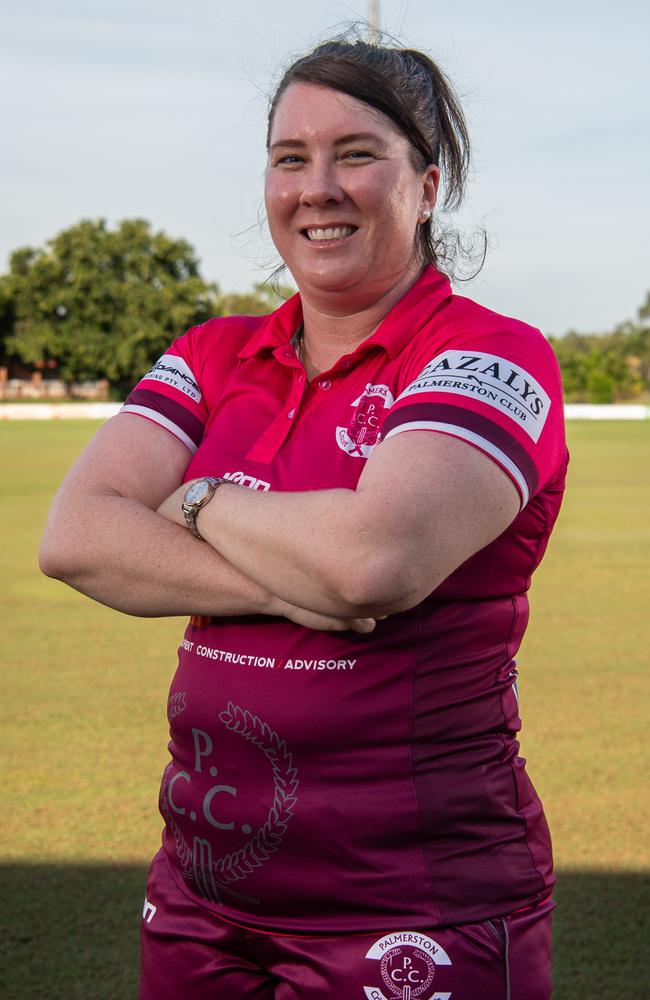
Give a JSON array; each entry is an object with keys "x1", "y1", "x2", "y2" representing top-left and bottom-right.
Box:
[{"x1": 299, "y1": 159, "x2": 344, "y2": 208}]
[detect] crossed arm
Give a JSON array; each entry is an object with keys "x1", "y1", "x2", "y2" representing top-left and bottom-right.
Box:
[
  {"x1": 41, "y1": 411, "x2": 519, "y2": 626},
  {"x1": 39, "y1": 415, "x2": 373, "y2": 632},
  {"x1": 157, "y1": 424, "x2": 520, "y2": 617}
]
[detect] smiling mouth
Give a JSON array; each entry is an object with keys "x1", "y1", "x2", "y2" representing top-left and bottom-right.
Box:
[{"x1": 303, "y1": 226, "x2": 357, "y2": 241}]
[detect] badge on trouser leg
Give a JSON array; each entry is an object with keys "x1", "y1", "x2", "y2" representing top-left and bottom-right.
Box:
[{"x1": 363, "y1": 932, "x2": 452, "y2": 1000}]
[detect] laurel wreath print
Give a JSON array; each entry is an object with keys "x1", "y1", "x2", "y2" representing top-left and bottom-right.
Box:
[
  {"x1": 160, "y1": 702, "x2": 299, "y2": 884},
  {"x1": 216, "y1": 702, "x2": 299, "y2": 880},
  {"x1": 159, "y1": 763, "x2": 194, "y2": 873}
]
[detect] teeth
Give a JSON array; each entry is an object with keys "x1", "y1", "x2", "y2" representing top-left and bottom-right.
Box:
[{"x1": 306, "y1": 226, "x2": 355, "y2": 241}]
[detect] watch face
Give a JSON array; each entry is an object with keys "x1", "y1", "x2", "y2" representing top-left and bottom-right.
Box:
[{"x1": 184, "y1": 480, "x2": 211, "y2": 506}]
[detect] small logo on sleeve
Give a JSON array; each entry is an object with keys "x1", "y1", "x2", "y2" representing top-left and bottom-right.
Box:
[
  {"x1": 398, "y1": 351, "x2": 551, "y2": 442},
  {"x1": 363, "y1": 932, "x2": 452, "y2": 999},
  {"x1": 336, "y1": 383, "x2": 395, "y2": 458},
  {"x1": 143, "y1": 354, "x2": 202, "y2": 403}
]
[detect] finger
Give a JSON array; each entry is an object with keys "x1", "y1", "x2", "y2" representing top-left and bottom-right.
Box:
[
  {"x1": 309, "y1": 616, "x2": 371, "y2": 632},
  {"x1": 347, "y1": 617, "x2": 376, "y2": 633}
]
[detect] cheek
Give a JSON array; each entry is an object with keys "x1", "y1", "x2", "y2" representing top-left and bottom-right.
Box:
[
  {"x1": 265, "y1": 181, "x2": 296, "y2": 228},
  {"x1": 381, "y1": 188, "x2": 419, "y2": 237},
  {"x1": 362, "y1": 168, "x2": 421, "y2": 231}
]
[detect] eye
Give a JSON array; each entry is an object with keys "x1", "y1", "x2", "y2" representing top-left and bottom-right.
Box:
[
  {"x1": 273, "y1": 154, "x2": 305, "y2": 167},
  {"x1": 342, "y1": 149, "x2": 374, "y2": 161}
]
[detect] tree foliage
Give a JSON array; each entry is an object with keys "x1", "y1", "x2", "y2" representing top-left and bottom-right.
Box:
[
  {"x1": 549, "y1": 311, "x2": 650, "y2": 403},
  {"x1": 0, "y1": 280, "x2": 14, "y2": 363},
  {"x1": 219, "y1": 283, "x2": 295, "y2": 317},
  {"x1": 0, "y1": 219, "x2": 219, "y2": 390}
]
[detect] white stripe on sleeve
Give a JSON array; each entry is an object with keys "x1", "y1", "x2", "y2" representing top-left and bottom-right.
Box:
[
  {"x1": 120, "y1": 404, "x2": 198, "y2": 454},
  {"x1": 383, "y1": 420, "x2": 529, "y2": 507}
]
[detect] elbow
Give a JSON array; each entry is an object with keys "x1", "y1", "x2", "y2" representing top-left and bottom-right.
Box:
[
  {"x1": 331, "y1": 545, "x2": 434, "y2": 616},
  {"x1": 38, "y1": 537, "x2": 67, "y2": 580},
  {"x1": 39, "y1": 532, "x2": 82, "y2": 584},
  {"x1": 39, "y1": 494, "x2": 95, "y2": 584}
]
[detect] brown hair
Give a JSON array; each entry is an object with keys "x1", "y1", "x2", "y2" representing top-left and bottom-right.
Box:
[{"x1": 267, "y1": 35, "x2": 473, "y2": 274}]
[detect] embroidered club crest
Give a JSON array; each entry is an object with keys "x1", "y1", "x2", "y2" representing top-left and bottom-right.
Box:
[
  {"x1": 363, "y1": 932, "x2": 452, "y2": 1000},
  {"x1": 336, "y1": 383, "x2": 395, "y2": 458}
]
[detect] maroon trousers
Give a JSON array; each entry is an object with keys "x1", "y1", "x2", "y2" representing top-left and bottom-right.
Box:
[{"x1": 140, "y1": 851, "x2": 553, "y2": 1000}]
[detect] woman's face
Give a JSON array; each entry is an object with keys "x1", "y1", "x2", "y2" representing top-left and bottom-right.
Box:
[{"x1": 265, "y1": 82, "x2": 438, "y2": 310}]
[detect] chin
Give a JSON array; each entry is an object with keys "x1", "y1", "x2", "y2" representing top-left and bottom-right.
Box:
[{"x1": 294, "y1": 264, "x2": 371, "y2": 296}]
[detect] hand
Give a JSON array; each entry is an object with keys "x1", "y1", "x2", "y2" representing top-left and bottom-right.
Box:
[
  {"x1": 159, "y1": 482, "x2": 384, "y2": 633},
  {"x1": 275, "y1": 598, "x2": 379, "y2": 634}
]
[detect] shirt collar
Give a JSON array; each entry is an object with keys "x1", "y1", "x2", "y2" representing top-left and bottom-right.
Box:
[
  {"x1": 237, "y1": 294, "x2": 304, "y2": 360},
  {"x1": 237, "y1": 266, "x2": 452, "y2": 362}
]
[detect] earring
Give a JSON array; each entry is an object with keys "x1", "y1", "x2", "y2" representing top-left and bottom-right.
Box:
[{"x1": 419, "y1": 209, "x2": 431, "y2": 223}]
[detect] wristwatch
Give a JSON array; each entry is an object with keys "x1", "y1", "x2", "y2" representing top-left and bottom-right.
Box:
[{"x1": 181, "y1": 477, "x2": 227, "y2": 539}]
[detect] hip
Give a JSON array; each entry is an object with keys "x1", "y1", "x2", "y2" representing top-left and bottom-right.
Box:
[{"x1": 141, "y1": 849, "x2": 554, "y2": 1000}]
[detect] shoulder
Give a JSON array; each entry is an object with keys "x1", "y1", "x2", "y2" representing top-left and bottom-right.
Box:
[
  {"x1": 180, "y1": 293, "x2": 303, "y2": 379},
  {"x1": 180, "y1": 314, "x2": 269, "y2": 373},
  {"x1": 389, "y1": 268, "x2": 559, "y2": 384},
  {"x1": 404, "y1": 290, "x2": 563, "y2": 402},
  {"x1": 385, "y1": 288, "x2": 566, "y2": 505},
  {"x1": 424, "y1": 290, "x2": 556, "y2": 358},
  {"x1": 120, "y1": 313, "x2": 274, "y2": 454}
]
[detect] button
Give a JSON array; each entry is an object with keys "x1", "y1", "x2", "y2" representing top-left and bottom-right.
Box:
[
  {"x1": 287, "y1": 408, "x2": 296, "y2": 419},
  {"x1": 319, "y1": 379, "x2": 332, "y2": 390}
]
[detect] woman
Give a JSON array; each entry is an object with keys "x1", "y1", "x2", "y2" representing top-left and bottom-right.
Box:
[{"x1": 41, "y1": 36, "x2": 567, "y2": 1000}]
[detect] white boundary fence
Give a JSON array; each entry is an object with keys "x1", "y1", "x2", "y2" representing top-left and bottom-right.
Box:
[
  {"x1": 1, "y1": 403, "x2": 649, "y2": 421},
  {"x1": 0, "y1": 403, "x2": 122, "y2": 420},
  {"x1": 563, "y1": 404, "x2": 650, "y2": 420}
]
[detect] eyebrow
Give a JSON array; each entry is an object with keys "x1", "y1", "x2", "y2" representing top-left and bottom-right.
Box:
[{"x1": 269, "y1": 132, "x2": 385, "y2": 152}]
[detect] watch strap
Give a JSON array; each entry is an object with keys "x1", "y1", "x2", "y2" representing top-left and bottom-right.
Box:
[{"x1": 181, "y1": 477, "x2": 227, "y2": 539}]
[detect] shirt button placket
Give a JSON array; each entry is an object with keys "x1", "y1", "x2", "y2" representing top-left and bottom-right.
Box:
[{"x1": 288, "y1": 361, "x2": 308, "y2": 419}]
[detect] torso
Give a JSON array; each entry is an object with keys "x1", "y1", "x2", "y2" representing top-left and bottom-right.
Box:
[{"x1": 123, "y1": 267, "x2": 567, "y2": 931}]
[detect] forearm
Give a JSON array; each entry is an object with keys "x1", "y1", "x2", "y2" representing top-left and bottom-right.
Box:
[
  {"x1": 161, "y1": 434, "x2": 520, "y2": 618},
  {"x1": 189, "y1": 483, "x2": 414, "y2": 617},
  {"x1": 40, "y1": 489, "x2": 276, "y2": 618}
]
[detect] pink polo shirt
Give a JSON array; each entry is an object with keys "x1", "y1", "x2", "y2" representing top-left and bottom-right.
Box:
[{"x1": 123, "y1": 266, "x2": 567, "y2": 932}]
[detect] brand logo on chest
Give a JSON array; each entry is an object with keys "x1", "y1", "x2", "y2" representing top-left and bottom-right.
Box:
[{"x1": 336, "y1": 383, "x2": 395, "y2": 458}]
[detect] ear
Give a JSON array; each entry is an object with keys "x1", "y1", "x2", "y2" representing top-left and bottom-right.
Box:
[{"x1": 420, "y1": 164, "x2": 440, "y2": 219}]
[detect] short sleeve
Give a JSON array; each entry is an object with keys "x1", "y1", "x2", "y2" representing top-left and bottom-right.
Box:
[
  {"x1": 120, "y1": 327, "x2": 208, "y2": 453},
  {"x1": 381, "y1": 331, "x2": 565, "y2": 508}
]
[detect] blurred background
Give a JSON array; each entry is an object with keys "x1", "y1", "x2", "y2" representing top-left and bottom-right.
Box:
[
  {"x1": 1, "y1": 2, "x2": 649, "y2": 998},
  {"x1": 2, "y1": 0, "x2": 650, "y2": 334}
]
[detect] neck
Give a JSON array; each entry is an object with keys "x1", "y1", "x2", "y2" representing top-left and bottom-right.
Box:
[{"x1": 299, "y1": 265, "x2": 424, "y2": 378}]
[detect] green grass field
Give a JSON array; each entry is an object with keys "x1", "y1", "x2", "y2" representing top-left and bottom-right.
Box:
[{"x1": 1, "y1": 420, "x2": 649, "y2": 999}]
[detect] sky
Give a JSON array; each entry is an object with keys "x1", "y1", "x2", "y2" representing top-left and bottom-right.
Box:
[{"x1": 1, "y1": 0, "x2": 649, "y2": 337}]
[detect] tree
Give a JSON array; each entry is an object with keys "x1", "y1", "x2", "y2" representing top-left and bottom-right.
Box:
[
  {"x1": 586, "y1": 368, "x2": 615, "y2": 404},
  {"x1": 218, "y1": 283, "x2": 295, "y2": 317},
  {"x1": 0, "y1": 275, "x2": 15, "y2": 366},
  {"x1": 549, "y1": 318, "x2": 649, "y2": 403},
  {"x1": 2, "y1": 219, "x2": 219, "y2": 392},
  {"x1": 619, "y1": 307, "x2": 650, "y2": 388}
]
